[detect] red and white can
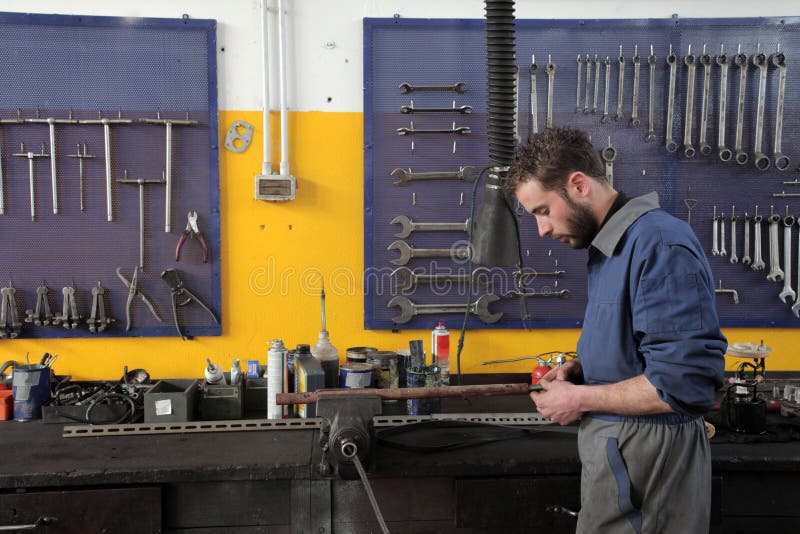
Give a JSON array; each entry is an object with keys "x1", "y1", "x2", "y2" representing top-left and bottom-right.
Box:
[{"x1": 431, "y1": 322, "x2": 450, "y2": 385}]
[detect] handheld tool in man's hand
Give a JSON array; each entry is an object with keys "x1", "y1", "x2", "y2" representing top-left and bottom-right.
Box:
[
  {"x1": 161, "y1": 268, "x2": 218, "y2": 340},
  {"x1": 117, "y1": 267, "x2": 163, "y2": 331},
  {"x1": 175, "y1": 211, "x2": 209, "y2": 263}
]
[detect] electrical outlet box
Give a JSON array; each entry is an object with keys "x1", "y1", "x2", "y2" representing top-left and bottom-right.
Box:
[{"x1": 255, "y1": 174, "x2": 297, "y2": 201}]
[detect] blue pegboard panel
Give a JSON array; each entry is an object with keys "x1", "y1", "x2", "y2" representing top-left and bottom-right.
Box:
[
  {"x1": 365, "y1": 16, "x2": 800, "y2": 330},
  {"x1": 0, "y1": 12, "x2": 220, "y2": 339}
]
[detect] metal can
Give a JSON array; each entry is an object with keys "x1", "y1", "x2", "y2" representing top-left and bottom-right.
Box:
[
  {"x1": 267, "y1": 339, "x2": 289, "y2": 419},
  {"x1": 340, "y1": 362, "x2": 374, "y2": 388},
  {"x1": 394, "y1": 349, "x2": 410, "y2": 387},
  {"x1": 431, "y1": 322, "x2": 450, "y2": 385},
  {"x1": 406, "y1": 367, "x2": 440, "y2": 416},
  {"x1": 366, "y1": 351, "x2": 399, "y2": 403},
  {"x1": 346, "y1": 346, "x2": 377, "y2": 364}
]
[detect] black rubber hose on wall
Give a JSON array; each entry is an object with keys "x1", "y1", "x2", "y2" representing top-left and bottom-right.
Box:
[{"x1": 485, "y1": 0, "x2": 517, "y2": 167}]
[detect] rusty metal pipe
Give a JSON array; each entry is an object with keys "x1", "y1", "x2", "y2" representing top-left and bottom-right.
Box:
[{"x1": 276, "y1": 382, "x2": 541, "y2": 405}]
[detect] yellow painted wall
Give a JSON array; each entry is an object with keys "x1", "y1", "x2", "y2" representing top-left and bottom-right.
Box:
[{"x1": 2, "y1": 110, "x2": 798, "y2": 380}]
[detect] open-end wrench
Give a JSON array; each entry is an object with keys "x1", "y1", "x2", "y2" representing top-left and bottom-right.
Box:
[
  {"x1": 396, "y1": 125, "x2": 471, "y2": 136},
  {"x1": 615, "y1": 45, "x2": 625, "y2": 121},
  {"x1": 601, "y1": 56, "x2": 611, "y2": 123},
  {"x1": 767, "y1": 208, "x2": 784, "y2": 282},
  {"x1": 793, "y1": 219, "x2": 800, "y2": 317},
  {"x1": 388, "y1": 294, "x2": 502, "y2": 324},
  {"x1": 698, "y1": 45, "x2": 713, "y2": 156},
  {"x1": 751, "y1": 47, "x2": 771, "y2": 170},
  {"x1": 391, "y1": 266, "x2": 490, "y2": 291},
  {"x1": 575, "y1": 54, "x2": 583, "y2": 113},
  {"x1": 391, "y1": 166, "x2": 475, "y2": 186},
  {"x1": 646, "y1": 45, "x2": 656, "y2": 141},
  {"x1": 387, "y1": 240, "x2": 470, "y2": 266},
  {"x1": 400, "y1": 102, "x2": 472, "y2": 114},
  {"x1": 592, "y1": 54, "x2": 601, "y2": 114},
  {"x1": 712, "y1": 206, "x2": 720, "y2": 256},
  {"x1": 752, "y1": 206, "x2": 766, "y2": 271},
  {"x1": 683, "y1": 45, "x2": 698, "y2": 158},
  {"x1": 742, "y1": 213, "x2": 752, "y2": 265},
  {"x1": 530, "y1": 55, "x2": 539, "y2": 134},
  {"x1": 720, "y1": 212, "x2": 727, "y2": 256},
  {"x1": 546, "y1": 55, "x2": 556, "y2": 128},
  {"x1": 733, "y1": 45, "x2": 749, "y2": 165},
  {"x1": 715, "y1": 45, "x2": 732, "y2": 161},
  {"x1": 399, "y1": 82, "x2": 466, "y2": 94},
  {"x1": 779, "y1": 212, "x2": 796, "y2": 303},
  {"x1": 390, "y1": 215, "x2": 469, "y2": 238},
  {"x1": 769, "y1": 48, "x2": 790, "y2": 171},
  {"x1": 601, "y1": 137, "x2": 616, "y2": 187},
  {"x1": 730, "y1": 206, "x2": 738, "y2": 264},
  {"x1": 583, "y1": 54, "x2": 592, "y2": 114},
  {"x1": 665, "y1": 45, "x2": 679, "y2": 152},
  {"x1": 631, "y1": 45, "x2": 641, "y2": 126}
]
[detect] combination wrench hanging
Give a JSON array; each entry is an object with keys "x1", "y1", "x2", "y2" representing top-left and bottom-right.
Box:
[
  {"x1": 716, "y1": 45, "x2": 733, "y2": 162},
  {"x1": 729, "y1": 206, "x2": 738, "y2": 264},
  {"x1": 742, "y1": 212, "x2": 752, "y2": 266},
  {"x1": 720, "y1": 211, "x2": 727, "y2": 257},
  {"x1": 601, "y1": 137, "x2": 616, "y2": 187},
  {"x1": 752, "y1": 206, "x2": 766, "y2": 271},
  {"x1": 575, "y1": 54, "x2": 583, "y2": 113},
  {"x1": 546, "y1": 55, "x2": 556, "y2": 128},
  {"x1": 712, "y1": 206, "x2": 720, "y2": 256},
  {"x1": 530, "y1": 55, "x2": 539, "y2": 134},
  {"x1": 583, "y1": 54, "x2": 592, "y2": 114},
  {"x1": 779, "y1": 210, "x2": 796, "y2": 304},
  {"x1": 646, "y1": 45, "x2": 656, "y2": 141},
  {"x1": 683, "y1": 45, "x2": 698, "y2": 158},
  {"x1": 769, "y1": 48, "x2": 790, "y2": 171},
  {"x1": 601, "y1": 56, "x2": 611, "y2": 123},
  {"x1": 592, "y1": 54, "x2": 601, "y2": 114},
  {"x1": 665, "y1": 45, "x2": 679, "y2": 152},
  {"x1": 751, "y1": 46, "x2": 771, "y2": 170},
  {"x1": 766, "y1": 206, "x2": 784, "y2": 282},
  {"x1": 615, "y1": 45, "x2": 625, "y2": 121},
  {"x1": 631, "y1": 45, "x2": 641, "y2": 126},
  {"x1": 698, "y1": 45, "x2": 713, "y2": 156},
  {"x1": 733, "y1": 45, "x2": 749, "y2": 165}
]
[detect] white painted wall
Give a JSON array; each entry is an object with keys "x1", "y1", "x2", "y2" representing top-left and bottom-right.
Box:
[{"x1": 0, "y1": 1, "x2": 796, "y2": 111}]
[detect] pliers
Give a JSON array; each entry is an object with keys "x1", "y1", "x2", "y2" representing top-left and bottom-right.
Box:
[
  {"x1": 117, "y1": 267, "x2": 163, "y2": 331},
  {"x1": 176, "y1": 211, "x2": 209, "y2": 263},
  {"x1": 160, "y1": 268, "x2": 218, "y2": 340}
]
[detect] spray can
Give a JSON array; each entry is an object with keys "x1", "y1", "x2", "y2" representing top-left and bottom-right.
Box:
[
  {"x1": 205, "y1": 358, "x2": 225, "y2": 385},
  {"x1": 230, "y1": 359, "x2": 242, "y2": 385},
  {"x1": 267, "y1": 340, "x2": 288, "y2": 419},
  {"x1": 431, "y1": 322, "x2": 450, "y2": 385}
]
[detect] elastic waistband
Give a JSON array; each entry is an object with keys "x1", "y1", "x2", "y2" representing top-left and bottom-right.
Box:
[{"x1": 587, "y1": 412, "x2": 700, "y2": 425}]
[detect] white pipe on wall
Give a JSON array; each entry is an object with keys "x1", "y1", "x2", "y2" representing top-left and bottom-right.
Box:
[
  {"x1": 278, "y1": 0, "x2": 290, "y2": 176},
  {"x1": 261, "y1": 0, "x2": 272, "y2": 175}
]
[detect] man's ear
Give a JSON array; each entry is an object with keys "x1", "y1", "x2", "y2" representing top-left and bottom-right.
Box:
[{"x1": 566, "y1": 171, "x2": 591, "y2": 198}]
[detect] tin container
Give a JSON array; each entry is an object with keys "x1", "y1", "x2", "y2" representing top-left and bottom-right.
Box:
[
  {"x1": 394, "y1": 349, "x2": 410, "y2": 387},
  {"x1": 346, "y1": 346, "x2": 377, "y2": 363},
  {"x1": 12, "y1": 364, "x2": 51, "y2": 421},
  {"x1": 431, "y1": 322, "x2": 450, "y2": 385},
  {"x1": 366, "y1": 351, "x2": 399, "y2": 403},
  {"x1": 406, "y1": 367, "x2": 441, "y2": 416},
  {"x1": 267, "y1": 339, "x2": 288, "y2": 419},
  {"x1": 340, "y1": 362, "x2": 374, "y2": 389}
]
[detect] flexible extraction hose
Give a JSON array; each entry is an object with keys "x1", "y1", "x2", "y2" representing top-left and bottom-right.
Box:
[{"x1": 485, "y1": 0, "x2": 517, "y2": 167}]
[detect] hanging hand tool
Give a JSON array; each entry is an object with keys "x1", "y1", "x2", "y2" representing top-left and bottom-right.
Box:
[
  {"x1": 88, "y1": 282, "x2": 114, "y2": 333},
  {"x1": 391, "y1": 166, "x2": 475, "y2": 185},
  {"x1": 583, "y1": 53, "x2": 592, "y2": 114},
  {"x1": 391, "y1": 266, "x2": 491, "y2": 292},
  {"x1": 117, "y1": 267, "x2": 163, "y2": 331},
  {"x1": 683, "y1": 45, "x2": 698, "y2": 158},
  {"x1": 779, "y1": 210, "x2": 796, "y2": 303},
  {"x1": 0, "y1": 283, "x2": 21, "y2": 339},
  {"x1": 139, "y1": 112, "x2": 199, "y2": 233},
  {"x1": 769, "y1": 48, "x2": 790, "y2": 171},
  {"x1": 719, "y1": 211, "x2": 728, "y2": 256},
  {"x1": 751, "y1": 46, "x2": 770, "y2": 170},
  {"x1": 25, "y1": 111, "x2": 79, "y2": 214},
  {"x1": 646, "y1": 45, "x2": 656, "y2": 141},
  {"x1": 716, "y1": 44, "x2": 732, "y2": 161},
  {"x1": 387, "y1": 294, "x2": 502, "y2": 324},
  {"x1": 387, "y1": 240, "x2": 470, "y2": 266},
  {"x1": 793, "y1": 219, "x2": 800, "y2": 318},
  {"x1": 399, "y1": 101, "x2": 472, "y2": 114},
  {"x1": 390, "y1": 215, "x2": 469, "y2": 238},
  {"x1": 752, "y1": 206, "x2": 766, "y2": 271},
  {"x1": 575, "y1": 54, "x2": 583, "y2": 113},
  {"x1": 767, "y1": 207, "x2": 784, "y2": 282},
  {"x1": 665, "y1": 45, "x2": 678, "y2": 152},
  {"x1": 630, "y1": 45, "x2": 641, "y2": 126},
  {"x1": 733, "y1": 45, "x2": 749, "y2": 165},
  {"x1": 601, "y1": 55, "x2": 611, "y2": 123},
  {"x1": 698, "y1": 45, "x2": 713, "y2": 156},
  {"x1": 730, "y1": 207, "x2": 738, "y2": 264},
  {"x1": 24, "y1": 284, "x2": 53, "y2": 326},
  {"x1": 175, "y1": 211, "x2": 209, "y2": 263},
  {"x1": 715, "y1": 280, "x2": 739, "y2": 305},
  {"x1": 712, "y1": 206, "x2": 720, "y2": 256},
  {"x1": 53, "y1": 286, "x2": 81, "y2": 329},
  {"x1": 530, "y1": 55, "x2": 539, "y2": 134},
  {"x1": 67, "y1": 143, "x2": 96, "y2": 213},
  {"x1": 592, "y1": 54, "x2": 601, "y2": 114},
  {"x1": 684, "y1": 187, "x2": 697, "y2": 226},
  {"x1": 160, "y1": 268, "x2": 219, "y2": 340},
  {"x1": 545, "y1": 54, "x2": 556, "y2": 128},
  {"x1": 12, "y1": 143, "x2": 50, "y2": 221},
  {"x1": 398, "y1": 82, "x2": 466, "y2": 94},
  {"x1": 615, "y1": 45, "x2": 626, "y2": 121},
  {"x1": 78, "y1": 112, "x2": 133, "y2": 222},
  {"x1": 116, "y1": 171, "x2": 167, "y2": 270},
  {"x1": 601, "y1": 137, "x2": 616, "y2": 187},
  {"x1": 742, "y1": 213, "x2": 752, "y2": 265}
]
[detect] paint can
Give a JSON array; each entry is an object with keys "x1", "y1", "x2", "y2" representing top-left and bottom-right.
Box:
[
  {"x1": 405, "y1": 367, "x2": 440, "y2": 416},
  {"x1": 346, "y1": 346, "x2": 377, "y2": 364},
  {"x1": 366, "y1": 351, "x2": 399, "y2": 403},
  {"x1": 340, "y1": 362, "x2": 374, "y2": 389},
  {"x1": 12, "y1": 364, "x2": 51, "y2": 421}
]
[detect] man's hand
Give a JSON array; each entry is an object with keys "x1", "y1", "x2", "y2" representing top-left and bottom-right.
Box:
[
  {"x1": 529, "y1": 379, "x2": 584, "y2": 425},
  {"x1": 539, "y1": 358, "x2": 584, "y2": 384}
]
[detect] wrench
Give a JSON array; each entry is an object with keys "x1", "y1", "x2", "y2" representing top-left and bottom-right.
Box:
[
  {"x1": 730, "y1": 206, "x2": 738, "y2": 264},
  {"x1": 583, "y1": 53, "x2": 592, "y2": 114},
  {"x1": 712, "y1": 206, "x2": 720, "y2": 256},
  {"x1": 530, "y1": 55, "x2": 539, "y2": 134},
  {"x1": 396, "y1": 125, "x2": 470, "y2": 136},
  {"x1": 742, "y1": 213, "x2": 752, "y2": 265},
  {"x1": 751, "y1": 47, "x2": 771, "y2": 170},
  {"x1": 391, "y1": 266, "x2": 490, "y2": 291},
  {"x1": 646, "y1": 45, "x2": 656, "y2": 141},
  {"x1": 400, "y1": 102, "x2": 472, "y2": 114},
  {"x1": 601, "y1": 137, "x2": 616, "y2": 187},
  {"x1": 391, "y1": 166, "x2": 476, "y2": 186},
  {"x1": 615, "y1": 45, "x2": 625, "y2": 121},
  {"x1": 793, "y1": 219, "x2": 800, "y2": 317},
  {"x1": 720, "y1": 212, "x2": 727, "y2": 256},
  {"x1": 576, "y1": 54, "x2": 583, "y2": 113},
  {"x1": 733, "y1": 45, "x2": 749, "y2": 165},
  {"x1": 770, "y1": 49, "x2": 790, "y2": 171},
  {"x1": 716, "y1": 44, "x2": 733, "y2": 162},
  {"x1": 390, "y1": 215, "x2": 470, "y2": 238},
  {"x1": 683, "y1": 45, "x2": 698, "y2": 158},
  {"x1": 546, "y1": 54, "x2": 556, "y2": 128},
  {"x1": 592, "y1": 54, "x2": 601, "y2": 114},
  {"x1": 665, "y1": 45, "x2": 679, "y2": 152},
  {"x1": 631, "y1": 45, "x2": 641, "y2": 126},
  {"x1": 388, "y1": 294, "x2": 502, "y2": 324},
  {"x1": 767, "y1": 208, "x2": 784, "y2": 282},
  {"x1": 387, "y1": 240, "x2": 470, "y2": 266},
  {"x1": 698, "y1": 45, "x2": 713, "y2": 156},
  {"x1": 752, "y1": 207, "x2": 766, "y2": 271},
  {"x1": 601, "y1": 56, "x2": 611, "y2": 123},
  {"x1": 399, "y1": 82, "x2": 466, "y2": 94},
  {"x1": 779, "y1": 213, "x2": 796, "y2": 303}
]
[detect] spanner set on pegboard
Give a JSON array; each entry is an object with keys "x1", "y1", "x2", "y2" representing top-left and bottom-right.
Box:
[
  {"x1": 0, "y1": 12, "x2": 221, "y2": 340},
  {"x1": 364, "y1": 16, "x2": 800, "y2": 330}
]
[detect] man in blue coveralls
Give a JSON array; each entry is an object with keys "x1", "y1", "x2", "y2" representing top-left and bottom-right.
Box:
[{"x1": 505, "y1": 127, "x2": 727, "y2": 534}]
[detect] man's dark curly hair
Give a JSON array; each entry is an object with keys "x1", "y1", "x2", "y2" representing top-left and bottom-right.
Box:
[{"x1": 503, "y1": 127, "x2": 606, "y2": 197}]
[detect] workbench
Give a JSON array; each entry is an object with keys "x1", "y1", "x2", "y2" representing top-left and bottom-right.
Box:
[{"x1": 1, "y1": 391, "x2": 799, "y2": 533}]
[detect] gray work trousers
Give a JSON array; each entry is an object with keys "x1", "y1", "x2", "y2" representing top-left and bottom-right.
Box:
[{"x1": 576, "y1": 415, "x2": 711, "y2": 534}]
